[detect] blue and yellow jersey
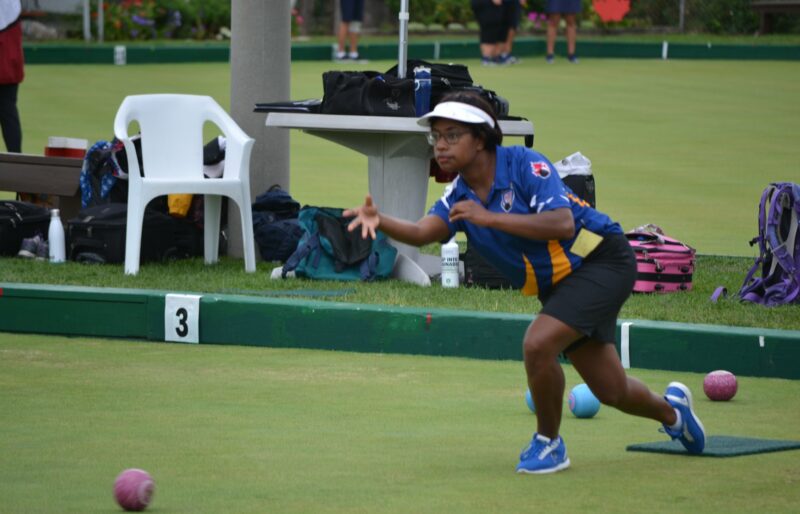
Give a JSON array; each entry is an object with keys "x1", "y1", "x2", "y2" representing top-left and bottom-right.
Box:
[{"x1": 428, "y1": 145, "x2": 623, "y2": 297}]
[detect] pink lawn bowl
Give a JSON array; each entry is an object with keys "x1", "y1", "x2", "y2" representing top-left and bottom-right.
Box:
[
  {"x1": 703, "y1": 370, "x2": 738, "y2": 401},
  {"x1": 113, "y1": 468, "x2": 154, "y2": 512}
]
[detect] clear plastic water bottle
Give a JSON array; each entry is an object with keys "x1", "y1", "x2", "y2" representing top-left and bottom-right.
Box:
[
  {"x1": 414, "y1": 65, "x2": 432, "y2": 116},
  {"x1": 48, "y1": 208, "x2": 66, "y2": 263},
  {"x1": 441, "y1": 237, "x2": 459, "y2": 288}
]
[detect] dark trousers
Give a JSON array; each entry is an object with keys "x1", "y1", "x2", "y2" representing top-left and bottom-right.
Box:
[{"x1": 0, "y1": 83, "x2": 21, "y2": 152}]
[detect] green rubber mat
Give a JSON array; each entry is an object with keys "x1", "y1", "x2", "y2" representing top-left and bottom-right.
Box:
[{"x1": 627, "y1": 435, "x2": 800, "y2": 457}]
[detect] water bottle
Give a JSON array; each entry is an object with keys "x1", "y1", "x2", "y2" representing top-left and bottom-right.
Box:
[
  {"x1": 48, "y1": 209, "x2": 66, "y2": 263},
  {"x1": 441, "y1": 237, "x2": 459, "y2": 288},
  {"x1": 414, "y1": 65, "x2": 432, "y2": 116}
]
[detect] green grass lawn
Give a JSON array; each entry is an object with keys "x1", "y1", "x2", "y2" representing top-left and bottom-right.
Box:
[
  {"x1": 1, "y1": 332, "x2": 798, "y2": 514},
  {"x1": 2, "y1": 51, "x2": 799, "y2": 514},
  {"x1": 3, "y1": 57, "x2": 799, "y2": 333},
  {"x1": 9, "y1": 58, "x2": 800, "y2": 257}
]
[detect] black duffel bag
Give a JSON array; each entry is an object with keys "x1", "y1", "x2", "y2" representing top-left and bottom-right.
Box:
[
  {"x1": 67, "y1": 203, "x2": 181, "y2": 264},
  {"x1": 0, "y1": 201, "x2": 50, "y2": 256},
  {"x1": 320, "y1": 70, "x2": 415, "y2": 117},
  {"x1": 321, "y1": 61, "x2": 510, "y2": 118}
]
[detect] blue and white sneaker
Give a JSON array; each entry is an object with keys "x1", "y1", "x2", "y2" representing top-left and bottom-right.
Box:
[
  {"x1": 516, "y1": 433, "x2": 570, "y2": 474},
  {"x1": 663, "y1": 381, "x2": 706, "y2": 454},
  {"x1": 497, "y1": 53, "x2": 520, "y2": 65}
]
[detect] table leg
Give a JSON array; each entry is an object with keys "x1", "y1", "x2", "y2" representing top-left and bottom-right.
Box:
[{"x1": 366, "y1": 133, "x2": 434, "y2": 286}]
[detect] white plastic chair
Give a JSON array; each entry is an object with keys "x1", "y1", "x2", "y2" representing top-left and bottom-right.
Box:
[{"x1": 114, "y1": 94, "x2": 256, "y2": 275}]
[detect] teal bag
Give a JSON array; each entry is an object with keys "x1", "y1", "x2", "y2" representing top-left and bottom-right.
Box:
[{"x1": 282, "y1": 206, "x2": 397, "y2": 281}]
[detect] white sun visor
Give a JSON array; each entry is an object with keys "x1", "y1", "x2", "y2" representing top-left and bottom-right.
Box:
[{"x1": 417, "y1": 101, "x2": 496, "y2": 128}]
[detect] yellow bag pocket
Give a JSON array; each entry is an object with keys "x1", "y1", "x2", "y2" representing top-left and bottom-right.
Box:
[{"x1": 168, "y1": 194, "x2": 193, "y2": 218}]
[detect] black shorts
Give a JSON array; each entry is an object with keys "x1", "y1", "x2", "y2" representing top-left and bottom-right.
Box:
[
  {"x1": 504, "y1": 1, "x2": 522, "y2": 30},
  {"x1": 538, "y1": 233, "x2": 636, "y2": 354},
  {"x1": 340, "y1": 0, "x2": 364, "y2": 22},
  {"x1": 546, "y1": 0, "x2": 582, "y2": 14},
  {"x1": 471, "y1": 0, "x2": 508, "y2": 44}
]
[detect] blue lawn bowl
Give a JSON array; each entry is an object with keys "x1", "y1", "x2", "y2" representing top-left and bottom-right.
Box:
[
  {"x1": 524, "y1": 389, "x2": 536, "y2": 414},
  {"x1": 569, "y1": 383, "x2": 600, "y2": 418}
]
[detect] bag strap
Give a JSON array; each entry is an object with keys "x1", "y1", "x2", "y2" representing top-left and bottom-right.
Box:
[
  {"x1": 359, "y1": 248, "x2": 384, "y2": 281},
  {"x1": 626, "y1": 232, "x2": 694, "y2": 255},
  {"x1": 626, "y1": 231, "x2": 665, "y2": 246},
  {"x1": 739, "y1": 184, "x2": 775, "y2": 301},
  {"x1": 762, "y1": 277, "x2": 800, "y2": 305},
  {"x1": 738, "y1": 185, "x2": 775, "y2": 303},
  {"x1": 1, "y1": 202, "x2": 23, "y2": 228},
  {"x1": 766, "y1": 184, "x2": 799, "y2": 277},
  {"x1": 282, "y1": 234, "x2": 320, "y2": 277}
]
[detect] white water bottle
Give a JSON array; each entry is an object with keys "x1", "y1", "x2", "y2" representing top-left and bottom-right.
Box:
[
  {"x1": 48, "y1": 209, "x2": 66, "y2": 263},
  {"x1": 441, "y1": 237, "x2": 459, "y2": 288}
]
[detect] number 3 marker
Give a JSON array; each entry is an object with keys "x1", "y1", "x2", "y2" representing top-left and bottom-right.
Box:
[{"x1": 164, "y1": 294, "x2": 202, "y2": 343}]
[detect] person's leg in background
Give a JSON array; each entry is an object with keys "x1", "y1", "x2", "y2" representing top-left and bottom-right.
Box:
[
  {"x1": 347, "y1": 21, "x2": 361, "y2": 59},
  {"x1": 0, "y1": 14, "x2": 24, "y2": 153},
  {"x1": 0, "y1": 83, "x2": 22, "y2": 153},
  {"x1": 472, "y1": 0, "x2": 506, "y2": 65},
  {"x1": 499, "y1": 0, "x2": 522, "y2": 64},
  {"x1": 335, "y1": 0, "x2": 363, "y2": 60},
  {"x1": 565, "y1": 13, "x2": 578, "y2": 62},
  {"x1": 545, "y1": 12, "x2": 561, "y2": 63},
  {"x1": 346, "y1": 0, "x2": 364, "y2": 59},
  {"x1": 335, "y1": 20, "x2": 350, "y2": 61},
  {"x1": 489, "y1": 20, "x2": 509, "y2": 65},
  {"x1": 480, "y1": 40, "x2": 500, "y2": 65}
]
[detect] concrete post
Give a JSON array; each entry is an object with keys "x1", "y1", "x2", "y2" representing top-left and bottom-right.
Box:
[
  {"x1": 82, "y1": 0, "x2": 91, "y2": 41},
  {"x1": 229, "y1": 0, "x2": 291, "y2": 258}
]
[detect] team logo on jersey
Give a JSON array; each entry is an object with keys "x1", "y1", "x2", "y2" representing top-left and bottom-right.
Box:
[
  {"x1": 530, "y1": 161, "x2": 551, "y2": 179},
  {"x1": 500, "y1": 189, "x2": 514, "y2": 212}
]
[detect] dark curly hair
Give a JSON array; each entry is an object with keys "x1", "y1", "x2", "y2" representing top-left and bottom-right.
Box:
[{"x1": 437, "y1": 91, "x2": 503, "y2": 151}]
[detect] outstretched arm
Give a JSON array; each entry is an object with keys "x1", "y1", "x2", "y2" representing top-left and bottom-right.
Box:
[{"x1": 344, "y1": 195, "x2": 451, "y2": 247}]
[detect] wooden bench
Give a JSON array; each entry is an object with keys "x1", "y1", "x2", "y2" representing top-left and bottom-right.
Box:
[
  {"x1": 751, "y1": 0, "x2": 800, "y2": 33},
  {"x1": 0, "y1": 153, "x2": 83, "y2": 220}
]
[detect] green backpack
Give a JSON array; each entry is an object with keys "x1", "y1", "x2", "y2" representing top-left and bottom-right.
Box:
[{"x1": 281, "y1": 206, "x2": 397, "y2": 281}]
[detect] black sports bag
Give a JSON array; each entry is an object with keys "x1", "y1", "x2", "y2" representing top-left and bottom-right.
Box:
[
  {"x1": 0, "y1": 201, "x2": 50, "y2": 256},
  {"x1": 67, "y1": 203, "x2": 179, "y2": 264}
]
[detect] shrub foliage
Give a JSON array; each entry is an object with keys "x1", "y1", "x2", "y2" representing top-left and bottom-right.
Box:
[
  {"x1": 95, "y1": 0, "x2": 795, "y2": 41},
  {"x1": 102, "y1": 0, "x2": 231, "y2": 41}
]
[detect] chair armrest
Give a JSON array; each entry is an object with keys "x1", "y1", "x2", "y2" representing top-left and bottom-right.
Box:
[
  {"x1": 205, "y1": 101, "x2": 254, "y2": 180},
  {"x1": 205, "y1": 101, "x2": 253, "y2": 147},
  {"x1": 113, "y1": 97, "x2": 142, "y2": 179}
]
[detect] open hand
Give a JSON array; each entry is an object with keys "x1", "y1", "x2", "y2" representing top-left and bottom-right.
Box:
[{"x1": 344, "y1": 194, "x2": 380, "y2": 240}]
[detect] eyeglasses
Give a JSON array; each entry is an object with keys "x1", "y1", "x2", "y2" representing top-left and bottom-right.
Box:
[{"x1": 426, "y1": 130, "x2": 469, "y2": 146}]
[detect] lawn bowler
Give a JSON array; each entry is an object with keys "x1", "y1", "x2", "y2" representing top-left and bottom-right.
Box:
[{"x1": 345, "y1": 91, "x2": 706, "y2": 473}]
